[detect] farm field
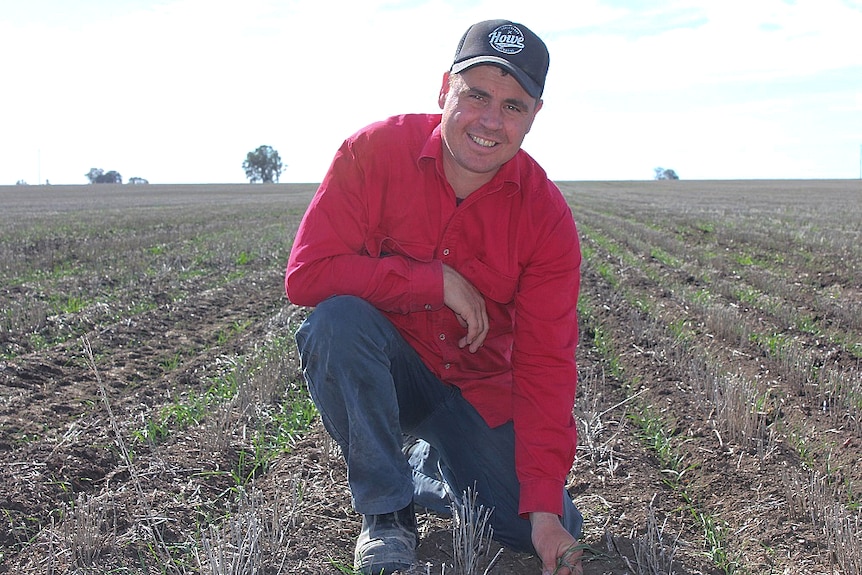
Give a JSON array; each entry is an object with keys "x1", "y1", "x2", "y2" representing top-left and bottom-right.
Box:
[{"x1": 0, "y1": 180, "x2": 860, "y2": 574}]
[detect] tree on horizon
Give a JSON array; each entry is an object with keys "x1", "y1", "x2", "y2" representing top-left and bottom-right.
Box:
[
  {"x1": 85, "y1": 168, "x2": 123, "y2": 184},
  {"x1": 654, "y1": 167, "x2": 679, "y2": 180},
  {"x1": 242, "y1": 145, "x2": 283, "y2": 183}
]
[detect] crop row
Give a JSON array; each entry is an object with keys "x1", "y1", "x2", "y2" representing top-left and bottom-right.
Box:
[
  {"x1": 564, "y1": 181, "x2": 861, "y2": 574},
  {"x1": 0, "y1": 198, "x2": 307, "y2": 359}
]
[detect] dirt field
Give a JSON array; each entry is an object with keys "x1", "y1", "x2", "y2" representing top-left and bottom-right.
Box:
[{"x1": 0, "y1": 181, "x2": 859, "y2": 574}]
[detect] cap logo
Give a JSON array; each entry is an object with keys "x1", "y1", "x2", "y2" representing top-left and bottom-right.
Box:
[{"x1": 487, "y1": 24, "x2": 525, "y2": 55}]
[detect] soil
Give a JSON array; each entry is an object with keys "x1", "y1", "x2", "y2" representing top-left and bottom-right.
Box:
[
  {"x1": 1, "y1": 181, "x2": 859, "y2": 574},
  {"x1": 0, "y1": 274, "x2": 660, "y2": 574}
]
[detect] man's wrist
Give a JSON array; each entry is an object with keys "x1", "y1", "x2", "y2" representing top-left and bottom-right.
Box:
[{"x1": 529, "y1": 511, "x2": 561, "y2": 526}]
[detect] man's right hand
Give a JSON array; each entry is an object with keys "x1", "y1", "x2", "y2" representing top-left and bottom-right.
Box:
[
  {"x1": 531, "y1": 512, "x2": 583, "y2": 575},
  {"x1": 442, "y1": 264, "x2": 489, "y2": 353}
]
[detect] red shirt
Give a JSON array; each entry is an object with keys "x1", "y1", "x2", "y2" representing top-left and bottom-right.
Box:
[{"x1": 286, "y1": 114, "x2": 581, "y2": 517}]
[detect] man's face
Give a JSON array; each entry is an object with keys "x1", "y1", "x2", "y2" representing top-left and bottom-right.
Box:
[{"x1": 438, "y1": 65, "x2": 542, "y2": 190}]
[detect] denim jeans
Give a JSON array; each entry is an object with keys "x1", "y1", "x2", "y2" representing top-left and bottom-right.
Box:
[{"x1": 295, "y1": 295, "x2": 582, "y2": 553}]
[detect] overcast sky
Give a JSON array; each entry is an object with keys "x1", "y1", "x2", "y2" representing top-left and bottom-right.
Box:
[{"x1": 2, "y1": 0, "x2": 861, "y2": 185}]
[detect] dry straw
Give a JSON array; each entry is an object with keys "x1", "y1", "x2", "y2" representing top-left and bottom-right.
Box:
[
  {"x1": 83, "y1": 336, "x2": 184, "y2": 574},
  {"x1": 59, "y1": 492, "x2": 115, "y2": 569},
  {"x1": 782, "y1": 468, "x2": 862, "y2": 574},
  {"x1": 197, "y1": 485, "x2": 295, "y2": 575},
  {"x1": 448, "y1": 486, "x2": 500, "y2": 575},
  {"x1": 604, "y1": 494, "x2": 680, "y2": 575}
]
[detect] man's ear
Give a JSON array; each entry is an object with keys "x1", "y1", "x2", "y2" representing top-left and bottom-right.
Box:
[
  {"x1": 438, "y1": 71, "x2": 451, "y2": 109},
  {"x1": 526, "y1": 98, "x2": 543, "y2": 134}
]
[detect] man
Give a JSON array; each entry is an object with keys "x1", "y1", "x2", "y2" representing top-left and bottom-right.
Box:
[{"x1": 286, "y1": 19, "x2": 583, "y2": 575}]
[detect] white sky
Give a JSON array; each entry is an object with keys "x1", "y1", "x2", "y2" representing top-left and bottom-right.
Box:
[{"x1": 2, "y1": 0, "x2": 861, "y2": 185}]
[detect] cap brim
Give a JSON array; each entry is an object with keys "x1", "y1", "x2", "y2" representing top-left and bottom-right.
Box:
[{"x1": 451, "y1": 56, "x2": 542, "y2": 99}]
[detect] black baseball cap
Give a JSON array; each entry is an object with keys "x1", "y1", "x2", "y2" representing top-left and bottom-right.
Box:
[{"x1": 451, "y1": 19, "x2": 549, "y2": 99}]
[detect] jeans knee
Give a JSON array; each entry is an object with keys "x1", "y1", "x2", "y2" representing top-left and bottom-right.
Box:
[
  {"x1": 310, "y1": 295, "x2": 374, "y2": 326},
  {"x1": 316, "y1": 294, "x2": 373, "y2": 316},
  {"x1": 296, "y1": 296, "x2": 382, "y2": 358}
]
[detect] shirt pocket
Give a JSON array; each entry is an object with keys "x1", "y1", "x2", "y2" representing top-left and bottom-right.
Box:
[
  {"x1": 460, "y1": 256, "x2": 518, "y2": 304},
  {"x1": 365, "y1": 234, "x2": 435, "y2": 262}
]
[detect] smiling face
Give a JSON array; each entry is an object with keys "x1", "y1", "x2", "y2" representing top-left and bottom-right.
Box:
[{"x1": 438, "y1": 65, "x2": 543, "y2": 197}]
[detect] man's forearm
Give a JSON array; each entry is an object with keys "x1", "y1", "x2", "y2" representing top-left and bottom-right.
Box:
[{"x1": 287, "y1": 252, "x2": 444, "y2": 312}]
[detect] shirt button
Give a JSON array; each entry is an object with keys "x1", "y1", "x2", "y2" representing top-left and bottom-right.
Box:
[
  {"x1": 442, "y1": 248, "x2": 450, "y2": 256},
  {"x1": 425, "y1": 304, "x2": 432, "y2": 310},
  {"x1": 439, "y1": 333, "x2": 446, "y2": 340},
  {"x1": 444, "y1": 363, "x2": 451, "y2": 370}
]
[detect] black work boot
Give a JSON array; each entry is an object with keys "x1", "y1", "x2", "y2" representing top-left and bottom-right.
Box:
[{"x1": 354, "y1": 502, "x2": 419, "y2": 574}]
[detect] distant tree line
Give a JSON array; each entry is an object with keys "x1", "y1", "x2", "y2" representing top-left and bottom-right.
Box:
[{"x1": 84, "y1": 169, "x2": 148, "y2": 184}]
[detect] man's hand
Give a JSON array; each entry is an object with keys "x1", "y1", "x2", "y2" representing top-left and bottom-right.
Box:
[
  {"x1": 442, "y1": 264, "x2": 489, "y2": 353},
  {"x1": 530, "y1": 512, "x2": 583, "y2": 575}
]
